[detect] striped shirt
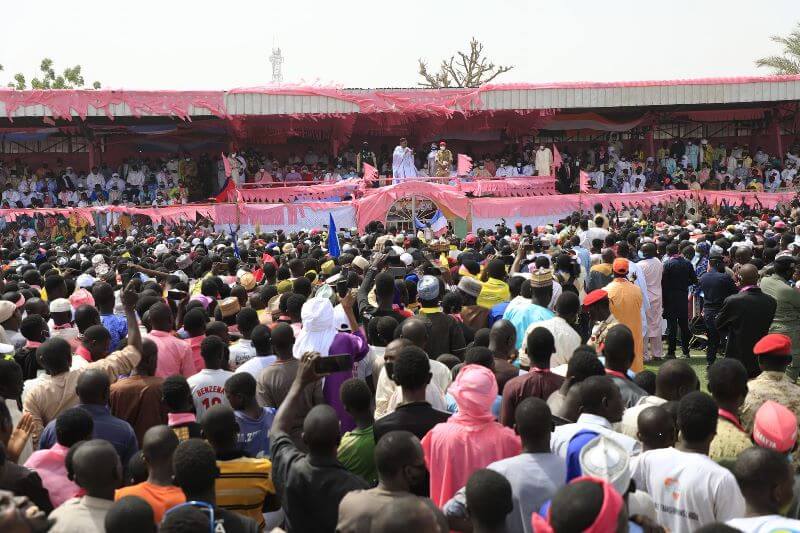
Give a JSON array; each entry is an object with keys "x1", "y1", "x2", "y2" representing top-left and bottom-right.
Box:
[{"x1": 215, "y1": 452, "x2": 275, "y2": 530}]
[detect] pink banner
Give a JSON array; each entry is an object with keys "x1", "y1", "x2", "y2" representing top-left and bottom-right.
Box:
[
  {"x1": 237, "y1": 181, "x2": 360, "y2": 203},
  {"x1": 362, "y1": 163, "x2": 378, "y2": 184},
  {"x1": 458, "y1": 177, "x2": 556, "y2": 197}
]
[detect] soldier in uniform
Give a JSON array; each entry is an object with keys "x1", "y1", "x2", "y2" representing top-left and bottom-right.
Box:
[
  {"x1": 759, "y1": 254, "x2": 800, "y2": 381},
  {"x1": 355, "y1": 141, "x2": 377, "y2": 176},
  {"x1": 741, "y1": 333, "x2": 800, "y2": 432},
  {"x1": 584, "y1": 289, "x2": 619, "y2": 352},
  {"x1": 434, "y1": 140, "x2": 453, "y2": 177}
]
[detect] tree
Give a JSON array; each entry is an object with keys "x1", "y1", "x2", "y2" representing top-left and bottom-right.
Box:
[
  {"x1": 756, "y1": 22, "x2": 800, "y2": 74},
  {"x1": 418, "y1": 38, "x2": 514, "y2": 88},
  {"x1": 4, "y1": 58, "x2": 101, "y2": 89}
]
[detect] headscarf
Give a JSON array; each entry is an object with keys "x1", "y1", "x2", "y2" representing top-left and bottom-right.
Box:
[
  {"x1": 530, "y1": 477, "x2": 624, "y2": 533},
  {"x1": 293, "y1": 297, "x2": 337, "y2": 359},
  {"x1": 449, "y1": 364, "x2": 497, "y2": 426}
]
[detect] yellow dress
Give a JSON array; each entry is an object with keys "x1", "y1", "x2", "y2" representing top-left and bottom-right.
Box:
[
  {"x1": 68, "y1": 213, "x2": 88, "y2": 241},
  {"x1": 605, "y1": 278, "x2": 644, "y2": 372}
]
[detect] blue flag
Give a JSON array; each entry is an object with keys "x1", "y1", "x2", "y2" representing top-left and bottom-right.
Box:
[{"x1": 327, "y1": 213, "x2": 340, "y2": 257}]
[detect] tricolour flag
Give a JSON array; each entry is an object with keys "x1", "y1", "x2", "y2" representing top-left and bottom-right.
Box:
[
  {"x1": 429, "y1": 209, "x2": 448, "y2": 236},
  {"x1": 327, "y1": 213, "x2": 341, "y2": 257}
]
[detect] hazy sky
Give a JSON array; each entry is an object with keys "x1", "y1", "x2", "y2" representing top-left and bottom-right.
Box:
[{"x1": 2, "y1": 0, "x2": 797, "y2": 90}]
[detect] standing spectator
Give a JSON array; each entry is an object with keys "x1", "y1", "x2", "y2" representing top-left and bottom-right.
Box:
[
  {"x1": 444, "y1": 398, "x2": 566, "y2": 533},
  {"x1": 23, "y1": 287, "x2": 141, "y2": 448},
  {"x1": 698, "y1": 253, "x2": 737, "y2": 367},
  {"x1": 201, "y1": 405, "x2": 276, "y2": 530},
  {"x1": 336, "y1": 378, "x2": 377, "y2": 485},
  {"x1": 171, "y1": 439, "x2": 258, "y2": 533},
  {"x1": 47, "y1": 440, "x2": 123, "y2": 533},
  {"x1": 234, "y1": 324, "x2": 276, "y2": 379},
  {"x1": 269, "y1": 352, "x2": 369, "y2": 533},
  {"x1": 93, "y1": 282, "x2": 127, "y2": 352},
  {"x1": 633, "y1": 391, "x2": 744, "y2": 532},
  {"x1": 638, "y1": 243, "x2": 664, "y2": 361},
  {"x1": 39, "y1": 369, "x2": 138, "y2": 466},
  {"x1": 605, "y1": 259, "x2": 645, "y2": 372},
  {"x1": 741, "y1": 333, "x2": 800, "y2": 430},
  {"x1": 109, "y1": 339, "x2": 166, "y2": 445},
  {"x1": 717, "y1": 264, "x2": 777, "y2": 377},
  {"x1": 114, "y1": 426, "x2": 185, "y2": 524},
  {"x1": 602, "y1": 325, "x2": 647, "y2": 408},
  {"x1": 257, "y1": 324, "x2": 323, "y2": 450},
  {"x1": 415, "y1": 276, "x2": 466, "y2": 358},
  {"x1": 661, "y1": 244, "x2": 698, "y2": 359},
  {"x1": 422, "y1": 364, "x2": 521, "y2": 506},
  {"x1": 225, "y1": 372, "x2": 275, "y2": 459},
  {"x1": 162, "y1": 376, "x2": 202, "y2": 442},
  {"x1": 181, "y1": 308, "x2": 207, "y2": 371},
  {"x1": 145, "y1": 302, "x2": 195, "y2": 378},
  {"x1": 707, "y1": 359, "x2": 752, "y2": 465},
  {"x1": 187, "y1": 336, "x2": 233, "y2": 419},
  {"x1": 759, "y1": 254, "x2": 800, "y2": 381},
  {"x1": 228, "y1": 308, "x2": 259, "y2": 370}
]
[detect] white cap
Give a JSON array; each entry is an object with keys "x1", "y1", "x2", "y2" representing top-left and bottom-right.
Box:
[
  {"x1": 203, "y1": 237, "x2": 213, "y2": 248},
  {"x1": 49, "y1": 298, "x2": 72, "y2": 313},
  {"x1": 399, "y1": 252, "x2": 413, "y2": 266},
  {"x1": 154, "y1": 243, "x2": 169, "y2": 256},
  {"x1": 579, "y1": 435, "x2": 631, "y2": 496},
  {"x1": 91, "y1": 254, "x2": 105, "y2": 266},
  {"x1": 76, "y1": 273, "x2": 96, "y2": 289}
]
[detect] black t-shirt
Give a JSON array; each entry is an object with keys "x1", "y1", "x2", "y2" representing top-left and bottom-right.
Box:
[{"x1": 373, "y1": 401, "x2": 451, "y2": 443}]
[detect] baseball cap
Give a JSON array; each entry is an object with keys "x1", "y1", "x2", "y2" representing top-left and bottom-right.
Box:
[
  {"x1": 612, "y1": 258, "x2": 629, "y2": 275},
  {"x1": 753, "y1": 401, "x2": 797, "y2": 453}
]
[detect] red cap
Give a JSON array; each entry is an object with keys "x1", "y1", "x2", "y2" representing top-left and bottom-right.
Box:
[
  {"x1": 754, "y1": 333, "x2": 792, "y2": 358},
  {"x1": 583, "y1": 289, "x2": 609, "y2": 308},
  {"x1": 465, "y1": 234, "x2": 477, "y2": 245},
  {"x1": 753, "y1": 400, "x2": 797, "y2": 453},
  {"x1": 612, "y1": 257, "x2": 629, "y2": 275},
  {"x1": 775, "y1": 220, "x2": 787, "y2": 229}
]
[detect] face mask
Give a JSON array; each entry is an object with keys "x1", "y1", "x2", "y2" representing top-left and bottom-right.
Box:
[{"x1": 384, "y1": 362, "x2": 395, "y2": 381}]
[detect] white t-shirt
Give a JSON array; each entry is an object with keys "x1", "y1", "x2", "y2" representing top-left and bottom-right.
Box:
[
  {"x1": 632, "y1": 447, "x2": 744, "y2": 533},
  {"x1": 234, "y1": 355, "x2": 277, "y2": 380},
  {"x1": 228, "y1": 339, "x2": 257, "y2": 370},
  {"x1": 187, "y1": 369, "x2": 233, "y2": 418},
  {"x1": 727, "y1": 515, "x2": 800, "y2": 532}
]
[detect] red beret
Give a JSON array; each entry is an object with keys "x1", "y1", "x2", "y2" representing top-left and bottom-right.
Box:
[
  {"x1": 753, "y1": 333, "x2": 792, "y2": 357},
  {"x1": 583, "y1": 289, "x2": 608, "y2": 308}
]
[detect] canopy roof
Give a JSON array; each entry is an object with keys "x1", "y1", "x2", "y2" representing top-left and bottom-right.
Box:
[{"x1": 1, "y1": 75, "x2": 799, "y2": 122}]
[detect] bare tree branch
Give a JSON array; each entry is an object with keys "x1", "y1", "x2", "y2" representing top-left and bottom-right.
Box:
[{"x1": 416, "y1": 37, "x2": 514, "y2": 88}]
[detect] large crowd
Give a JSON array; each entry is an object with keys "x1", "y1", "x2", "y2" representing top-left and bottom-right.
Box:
[
  {"x1": 3, "y1": 176, "x2": 800, "y2": 532},
  {"x1": 2, "y1": 137, "x2": 798, "y2": 207}
]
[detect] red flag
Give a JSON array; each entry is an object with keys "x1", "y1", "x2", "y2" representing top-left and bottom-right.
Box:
[
  {"x1": 579, "y1": 170, "x2": 590, "y2": 193},
  {"x1": 457, "y1": 154, "x2": 473, "y2": 176},
  {"x1": 222, "y1": 152, "x2": 232, "y2": 178},
  {"x1": 362, "y1": 163, "x2": 378, "y2": 183},
  {"x1": 214, "y1": 177, "x2": 236, "y2": 202},
  {"x1": 552, "y1": 144, "x2": 563, "y2": 171}
]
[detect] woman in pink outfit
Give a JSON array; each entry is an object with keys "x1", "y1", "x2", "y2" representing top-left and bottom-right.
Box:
[{"x1": 421, "y1": 364, "x2": 521, "y2": 506}]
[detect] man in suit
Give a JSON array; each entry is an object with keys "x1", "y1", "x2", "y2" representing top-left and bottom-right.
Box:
[
  {"x1": 716, "y1": 264, "x2": 777, "y2": 377},
  {"x1": 661, "y1": 243, "x2": 698, "y2": 359}
]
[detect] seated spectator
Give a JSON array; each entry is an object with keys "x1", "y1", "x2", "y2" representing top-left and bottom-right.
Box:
[{"x1": 114, "y1": 426, "x2": 185, "y2": 524}]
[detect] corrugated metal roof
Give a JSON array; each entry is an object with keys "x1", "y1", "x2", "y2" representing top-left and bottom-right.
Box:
[{"x1": 1, "y1": 75, "x2": 798, "y2": 119}]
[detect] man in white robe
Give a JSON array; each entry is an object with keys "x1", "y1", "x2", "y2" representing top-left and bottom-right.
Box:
[
  {"x1": 392, "y1": 138, "x2": 417, "y2": 184},
  {"x1": 427, "y1": 143, "x2": 438, "y2": 177},
  {"x1": 638, "y1": 244, "x2": 664, "y2": 360},
  {"x1": 535, "y1": 144, "x2": 553, "y2": 176}
]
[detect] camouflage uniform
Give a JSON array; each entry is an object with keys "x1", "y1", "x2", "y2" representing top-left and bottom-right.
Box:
[{"x1": 741, "y1": 371, "x2": 800, "y2": 431}]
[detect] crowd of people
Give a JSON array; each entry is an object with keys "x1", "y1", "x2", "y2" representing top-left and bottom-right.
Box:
[
  {"x1": 1, "y1": 137, "x2": 798, "y2": 208},
  {"x1": 3, "y1": 183, "x2": 800, "y2": 532}
]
